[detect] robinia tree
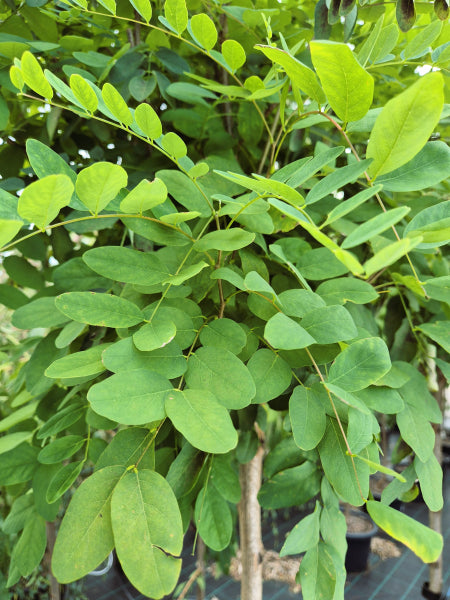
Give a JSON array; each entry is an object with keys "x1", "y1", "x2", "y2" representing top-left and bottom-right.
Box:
[{"x1": 0, "y1": 0, "x2": 449, "y2": 598}]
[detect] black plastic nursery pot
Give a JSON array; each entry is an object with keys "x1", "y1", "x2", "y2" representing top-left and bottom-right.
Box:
[
  {"x1": 422, "y1": 581, "x2": 450, "y2": 600},
  {"x1": 345, "y1": 511, "x2": 378, "y2": 573},
  {"x1": 372, "y1": 492, "x2": 404, "y2": 512}
]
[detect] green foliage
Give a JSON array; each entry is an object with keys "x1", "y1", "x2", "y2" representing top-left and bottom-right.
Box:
[{"x1": 0, "y1": 0, "x2": 448, "y2": 597}]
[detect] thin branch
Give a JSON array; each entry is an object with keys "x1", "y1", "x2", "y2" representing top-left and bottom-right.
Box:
[
  {"x1": 177, "y1": 567, "x2": 203, "y2": 600},
  {"x1": 20, "y1": 93, "x2": 215, "y2": 213},
  {"x1": 305, "y1": 347, "x2": 365, "y2": 502},
  {"x1": 61, "y1": 5, "x2": 273, "y2": 141},
  {"x1": 0, "y1": 212, "x2": 193, "y2": 254},
  {"x1": 258, "y1": 106, "x2": 280, "y2": 174},
  {"x1": 302, "y1": 110, "x2": 425, "y2": 291}
]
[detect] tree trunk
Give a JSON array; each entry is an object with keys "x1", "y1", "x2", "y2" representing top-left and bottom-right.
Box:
[
  {"x1": 428, "y1": 385, "x2": 445, "y2": 595},
  {"x1": 196, "y1": 536, "x2": 205, "y2": 600},
  {"x1": 238, "y1": 444, "x2": 264, "y2": 600},
  {"x1": 427, "y1": 346, "x2": 444, "y2": 596},
  {"x1": 45, "y1": 522, "x2": 61, "y2": 600}
]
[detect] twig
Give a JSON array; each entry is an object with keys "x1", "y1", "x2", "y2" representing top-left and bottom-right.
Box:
[
  {"x1": 177, "y1": 567, "x2": 203, "y2": 600},
  {"x1": 306, "y1": 110, "x2": 425, "y2": 291},
  {"x1": 219, "y1": 13, "x2": 233, "y2": 136},
  {"x1": 196, "y1": 537, "x2": 206, "y2": 600},
  {"x1": 45, "y1": 523, "x2": 60, "y2": 600},
  {"x1": 258, "y1": 106, "x2": 280, "y2": 175},
  {"x1": 305, "y1": 348, "x2": 365, "y2": 502}
]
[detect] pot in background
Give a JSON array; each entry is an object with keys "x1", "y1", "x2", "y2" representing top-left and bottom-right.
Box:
[
  {"x1": 345, "y1": 510, "x2": 378, "y2": 573},
  {"x1": 422, "y1": 581, "x2": 450, "y2": 600}
]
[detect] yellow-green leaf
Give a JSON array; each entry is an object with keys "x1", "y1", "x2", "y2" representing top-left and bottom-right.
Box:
[
  {"x1": 111, "y1": 470, "x2": 183, "y2": 598},
  {"x1": 120, "y1": 178, "x2": 167, "y2": 214},
  {"x1": 364, "y1": 236, "x2": 423, "y2": 277},
  {"x1": 221, "y1": 40, "x2": 246, "y2": 72},
  {"x1": 367, "y1": 501, "x2": 443, "y2": 562},
  {"x1": 102, "y1": 83, "x2": 133, "y2": 126},
  {"x1": 130, "y1": 0, "x2": 152, "y2": 22},
  {"x1": 256, "y1": 45, "x2": 325, "y2": 105},
  {"x1": 310, "y1": 41, "x2": 373, "y2": 122},
  {"x1": 18, "y1": 175, "x2": 74, "y2": 230},
  {"x1": 70, "y1": 74, "x2": 98, "y2": 113},
  {"x1": 134, "y1": 103, "x2": 162, "y2": 139},
  {"x1": 161, "y1": 132, "x2": 187, "y2": 159},
  {"x1": 164, "y1": 0, "x2": 188, "y2": 34},
  {"x1": 9, "y1": 65, "x2": 24, "y2": 91},
  {"x1": 97, "y1": 0, "x2": 116, "y2": 14},
  {"x1": 76, "y1": 162, "x2": 127, "y2": 215},
  {"x1": 21, "y1": 51, "x2": 53, "y2": 99},
  {"x1": 190, "y1": 14, "x2": 218, "y2": 50},
  {"x1": 367, "y1": 72, "x2": 444, "y2": 179}
]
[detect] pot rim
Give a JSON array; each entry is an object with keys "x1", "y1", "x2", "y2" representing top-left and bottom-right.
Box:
[{"x1": 344, "y1": 508, "x2": 378, "y2": 539}]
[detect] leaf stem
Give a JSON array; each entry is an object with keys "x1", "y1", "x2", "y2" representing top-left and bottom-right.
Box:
[
  {"x1": 62, "y1": 6, "x2": 273, "y2": 142},
  {"x1": 303, "y1": 110, "x2": 424, "y2": 291},
  {"x1": 135, "y1": 420, "x2": 166, "y2": 468},
  {"x1": 0, "y1": 212, "x2": 193, "y2": 254},
  {"x1": 305, "y1": 347, "x2": 365, "y2": 502}
]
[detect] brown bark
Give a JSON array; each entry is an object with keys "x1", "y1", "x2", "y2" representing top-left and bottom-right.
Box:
[
  {"x1": 196, "y1": 536, "x2": 206, "y2": 600},
  {"x1": 45, "y1": 522, "x2": 60, "y2": 600},
  {"x1": 428, "y1": 371, "x2": 446, "y2": 595},
  {"x1": 238, "y1": 444, "x2": 264, "y2": 600}
]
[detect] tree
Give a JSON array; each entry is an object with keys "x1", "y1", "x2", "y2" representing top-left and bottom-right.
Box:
[{"x1": 0, "y1": 0, "x2": 448, "y2": 599}]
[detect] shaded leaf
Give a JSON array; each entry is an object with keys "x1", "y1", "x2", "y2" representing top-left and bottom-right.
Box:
[
  {"x1": 55, "y1": 292, "x2": 144, "y2": 328},
  {"x1": 166, "y1": 389, "x2": 238, "y2": 453},
  {"x1": 280, "y1": 502, "x2": 321, "y2": 556},
  {"x1": 111, "y1": 470, "x2": 183, "y2": 598},
  {"x1": 328, "y1": 337, "x2": 391, "y2": 392},
  {"x1": 45, "y1": 344, "x2": 110, "y2": 379},
  {"x1": 318, "y1": 418, "x2": 369, "y2": 505},
  {"x1": 88, "y1": 369, "x2": 172, "y2": 424},
  {"x1": 258, "y1": 462, "x2": 321, "y2": 509},
  {"x1": 265, "y1": 313, "x2": 316, "y2": 350},
  {"x1": 247, "y1": 349, "x2": 292, "y2": 403},
  {"x1": 194, "y1": 484, "x2": 232, "y2": 551},
  {"x1": 52, "y1": 466, "x2": 124, "y2": 582},
  {"x1": 15, "y1": 515, "x2": 47, "y2": 577},
  {"x1": 12, "y1": 297, "x2": 68, "y2": 329},
  {"x1": 290, "y1": 386, "x2": 327, "y2": 451},
  {"x1": 46, "y1": 461, "x2": 84, "y2": 503}
]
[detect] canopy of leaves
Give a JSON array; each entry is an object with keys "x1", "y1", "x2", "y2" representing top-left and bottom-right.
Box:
[{"x1": 0, "y1": 0, "x2": 448, "y2": 597}]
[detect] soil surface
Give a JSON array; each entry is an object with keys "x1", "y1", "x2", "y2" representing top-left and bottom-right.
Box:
[
  {"x1": 371, "y1": 537, "x2": 402, "y2": 560},
  {"x1": 346, "y1": 512, "x2": 375, "y2": 533},
  {"x1": 228, "y1": 549, "x2": 302, "y2": 592}
]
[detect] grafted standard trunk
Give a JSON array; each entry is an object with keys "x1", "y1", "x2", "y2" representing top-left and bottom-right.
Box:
[
  {"x1": 427, "y1": 346, "x2": 444, "y2": 597},
  {"x1": 428, "y1": 379, "x2": 445, "y2": 596},
  {"x1": 46, "y1": 522, "x2": 60, "y2": 600},
  {"x1": 239, "y1": 444, "x2": 264, "y2": 600}
]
